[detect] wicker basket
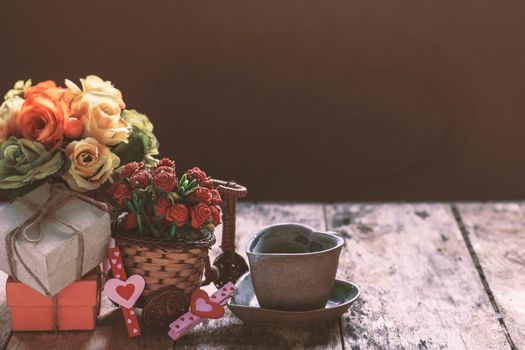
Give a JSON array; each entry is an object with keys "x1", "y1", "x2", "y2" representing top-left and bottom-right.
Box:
[
  {"x1": 111, "y1": 179, "x2": 247, "y2": 327},
  {"x1": 113, "y1": 228, "x2": 216, "y2": 308}
]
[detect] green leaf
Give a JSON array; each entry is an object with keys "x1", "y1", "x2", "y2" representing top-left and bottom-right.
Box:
[
  {"x1": 168, "y1": 192, "x2": 180, "y2": 202},
  {"x1": 112, "y1": 132, "x2": 148, "y2": 165},
  {"x1": 121, "y1": 109, "x2": 160, "y2": 167},
  {"x1": 187, "y1": 179, "x2": 197, "y2": 189},
  {"x1": 52, "y1": 150, "x2": 71, "y2": 178},
  {"x1": 169, "y1": 225, "x2": 177, "y2": 238},
  {"x1": 124, "y1": 199, "x2": 136, "y2": 213},
  {"x1": 183, "y1": 180, "x2": 198, "y2": 196}
]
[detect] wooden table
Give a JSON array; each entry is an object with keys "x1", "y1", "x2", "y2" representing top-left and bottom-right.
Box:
[{"x1": 1, "y1": 203, "x2": 524, "y2": 349}]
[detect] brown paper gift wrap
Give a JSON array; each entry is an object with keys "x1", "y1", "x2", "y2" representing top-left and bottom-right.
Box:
[{"x1": 0, "y1": 183, "x2": 111, "y2": 296}]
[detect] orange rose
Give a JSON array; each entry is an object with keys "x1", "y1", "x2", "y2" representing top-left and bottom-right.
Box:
[
  {"x1": 25, "y1": 80, "x2": 74, "y2": 105},
  {"x1": 23, "y1": 80, "x2": 58, "y2": 99},
  {"x1": 16, "y1": 93, "x2": 67, "y2": 151}
]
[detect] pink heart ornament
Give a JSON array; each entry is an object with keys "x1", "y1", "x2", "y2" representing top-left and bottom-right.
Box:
[
  {"x1": 104, "y1": 274, "x2": 145, "y2": 309},
  {"x1": 195, "y1": 298, "x2": 213, "y2": 312}
]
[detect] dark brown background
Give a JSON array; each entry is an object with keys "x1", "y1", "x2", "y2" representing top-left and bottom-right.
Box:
[{"x1": 1, "y1": 1, "x2": 524, "y2": 201}]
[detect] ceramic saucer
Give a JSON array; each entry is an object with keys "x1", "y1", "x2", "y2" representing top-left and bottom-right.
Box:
[{"x1": 227, "y1": 272, "x2": 360, "y2": 325}]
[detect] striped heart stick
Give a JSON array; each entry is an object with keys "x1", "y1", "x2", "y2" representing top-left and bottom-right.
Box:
[{"x1": 108, "y1": 246, "x2": 141, "y2": 338}]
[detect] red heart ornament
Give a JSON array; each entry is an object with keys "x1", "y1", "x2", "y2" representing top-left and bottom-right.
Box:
[
  {"x1": 190, "y1": 289, "x2": 225, "y2": 319},
  {"x1": 117, "y1": 284, "x2": 135, "y2": 300}
]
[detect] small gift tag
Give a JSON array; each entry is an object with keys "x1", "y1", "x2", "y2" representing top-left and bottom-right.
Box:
[
  {"x1": 168, "y1": 283, "x2": 236, "y2": 341},
  {"x1": 107, "y1": 246, "x2": 142, "y2": 338}
]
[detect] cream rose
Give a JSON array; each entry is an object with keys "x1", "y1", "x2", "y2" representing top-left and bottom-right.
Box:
[
  {"x1": 66, "y1": 75, "x2": 125, "y2": 108},
  {"x1": 80, "y1": 75, "x2": 125, "y2": 108},
  {"x1": 80, "y1": 96, "x2": 130, "y2": 145},
  {"x1": 62, "y1": 137, "x2": 120, "y2": 192},
  {"x1": 0, "y1": 96, "x2": 24, "y2": 142},
  {"x1": 67, "y1": 75, "x2": 130, "y2": 146}
]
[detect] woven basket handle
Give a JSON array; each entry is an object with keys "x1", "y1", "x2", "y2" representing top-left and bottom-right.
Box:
[{"x1": 211, "y1": 179, "x2": 248, "y2": 254}]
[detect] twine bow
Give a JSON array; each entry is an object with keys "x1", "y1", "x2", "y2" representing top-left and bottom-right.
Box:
[{"x1": 4, "y1": 183, "x2": 109, "y2": 331}]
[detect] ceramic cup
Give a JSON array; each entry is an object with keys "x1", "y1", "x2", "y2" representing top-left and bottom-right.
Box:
[{"x1": 246, "y1": 223, "x2": 344, "y2": 311}]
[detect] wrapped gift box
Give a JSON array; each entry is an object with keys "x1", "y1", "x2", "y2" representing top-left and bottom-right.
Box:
[
  {"x1": 7, "y1": 269, "x2": 100, "y2": 331},
  {"x1": 0, "y1": 183, "x2": 110, "y2": 296}
]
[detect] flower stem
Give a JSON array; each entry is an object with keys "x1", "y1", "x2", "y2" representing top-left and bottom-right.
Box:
[
  {"x1": 143, "y1": 213, "x2": 161, "y2": 237},
  {"x1": 136, "y1": 214, "x2": 144, "y2": 234},
  {"x1": 124, "y1": 199, "x2": 143, "y2": 234}
]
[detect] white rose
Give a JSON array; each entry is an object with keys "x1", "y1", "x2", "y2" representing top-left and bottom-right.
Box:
[
  {"x1": 79, "y1": 75, "x2": 125, "y2": 109},
  {"x1": 81, "y1": 96, "x2": 130, "y2": 145},
  {"x1": 0, "y1": 96, "x2": 24, "y2": 142}
]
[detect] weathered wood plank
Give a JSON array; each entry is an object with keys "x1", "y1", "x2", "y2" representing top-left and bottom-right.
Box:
[
  {"x1": 175, "y1": 203, "x2": 343, "y2": 349},
  {"x1": 455, "y1": 203, "x2": 525, "y2": 349},
  {"x1": 0, "y1": 271, "x2": 11, "y2": 349},
  {"x1": 326, "y1": 203, "x2": 510, "y2": 350}
]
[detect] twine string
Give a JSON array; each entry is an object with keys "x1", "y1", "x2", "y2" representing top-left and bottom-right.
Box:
[
  {"x1": 4, "y1": 183, "x2": 109, "y2": 330},
  {"x1": 52, "y1": 295, "x2": 58, "y2": 332}
]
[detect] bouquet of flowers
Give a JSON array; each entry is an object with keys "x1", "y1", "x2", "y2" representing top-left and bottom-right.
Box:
[
  {"x1": 107, "y1": 158, "x2": 222, "y2": 238},
  {"x1": 0, "y1": 75, "x2": 158, "y2": 199}
]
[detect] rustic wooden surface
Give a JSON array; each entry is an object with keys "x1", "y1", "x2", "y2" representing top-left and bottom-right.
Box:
[
  {"x1": 326, "y1": 204, "x2": 511, "y2": 350},
  {"x1": 0, "y1": 203, "x2": 523, "y2": 349},
  {"x1": 455, "y1": 203, "x2": 525, "y2": 349}
]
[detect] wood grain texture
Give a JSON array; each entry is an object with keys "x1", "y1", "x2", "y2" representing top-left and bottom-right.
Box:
[
  {"x1": 456, "y1": 203, "x2": 525, "y2": 349},
  {"x1": 0, "y1": 271, "x2": 11, "y2": 349},
  {"x1": 325, "y1": 203, "x2": 510, "y2": 350},
  {"x1": 174, "y1": 203, "x2": 343, "y2": 349},
  {"x1": 2, "y1": 203, "x2": 522, "y2": 349}
]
